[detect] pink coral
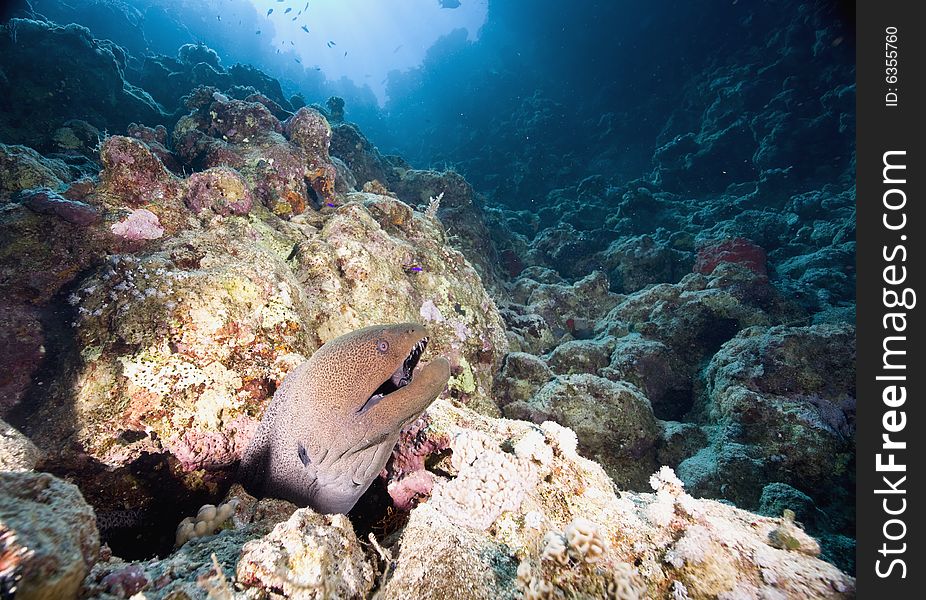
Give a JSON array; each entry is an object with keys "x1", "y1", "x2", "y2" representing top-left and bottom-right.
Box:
[
  {"x1": 100, "y1": 564, "x2": 148, "y2": 597},
  {"x1": 693, "y1": 237, "x2": 767, "y2": 277},
  {"x1": 387, "y1": 470, "x2": 435, "y2": 511},
  {"x1": 381, "y1": 415, "x2": 450, "y2": 509},
  {"x1": 110, "y1": 209, "x2": 164, "y2": 240}
]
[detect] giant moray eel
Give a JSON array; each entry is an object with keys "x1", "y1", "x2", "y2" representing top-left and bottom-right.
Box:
[{"x1": 239, "y1": 323, "x2": 450, "y2": 514}]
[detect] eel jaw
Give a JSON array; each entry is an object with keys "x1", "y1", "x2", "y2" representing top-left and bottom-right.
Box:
[{"x1": 356, "y1": 337, "x2": 428, "y2": 414}]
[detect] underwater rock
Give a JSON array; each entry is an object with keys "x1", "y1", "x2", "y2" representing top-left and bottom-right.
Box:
[
  {"x1": 97, "y1": 135, "x2": 188, "y2": 236},
  {"x1": 0, "y1": 18, "x2": 164, "y2": 149},
  {"x1": 759, "y1": 482, "x2": 829, "y2": 532},
  {"x1": 28, "y1": 0, "x2": 149, "y2": 58},
  {"x1": 283, "y1": 106, "x2": 330, "y2": 152},
  {"x1": 605, "y1": 268, "x2": 779, "y2": 366},
  {"x1": 392, "y1": 168, "x2": 504, "y2": 289},
  {"x1": 329, "y1": 121, "x2": 397, "y2": 188},
  {"x1": 65, "y1": 400, "x2": 854, "y2": 600},
  {"x1": 600, "y1": 333, "x2": 692, "y2": 421},
  {"x1": 244, "y1": 92, "x2": 291, "y2": 121},
  {"x1": 15, "y1": 187, "x2": 101, "y2": 226},
  {"x1": 227, "y1": 64, "x2": 292, "y2": 113},
  {"x1": 172, "y1": 91, "x2": 338, "y2": 217},
  {"x1": 532, "y1": 221, "x2": 619, "y2": 279},
  {"x1": 0, "y1": 304, "x2": 45, "y2": 417},
  {"x1": 183, "y1": 166, "x2": 254, "y2": 216},
  {"x1": 504, "y1": 374, "x2": 662, "y2": 490},
  {"x1": 209, "y1": 97, "x2": 282, "y2": 142},
  {"x1": 20, "y1": 190, "x2": 507, "y2": 521},
  {"x1": 0, "y1": 198, "x2": 107, "y2": 304},
  {"x1": 603, "y1": 233, "x2": 693, "y2": 293},
  {"x1": 374, "y1": 400, "x2": 854, "y2": 598},
  {"x1": 701, "y1": 323, "x2": 855, "y2": 499},
  {"x1": 0, "y1": 143, "x2": 71, "y2": 200},
  {"x1": 50, "y1": 119, "x2": 102, "y2": 158},
  {"x1": 177, "y1": 42, "x2": 221, "y2": 70},
  {"x1": 126, "y1": 122, "x2": 180, "y2": 173},
  {"x1": 545, "y1": 337, "x2": 613, "y2": 375},
  {"x1": 494, "y1": 351, "x2": 554, "y2": 408},
  {"x1": 0, "y1": 418, "x2": 41, "y2": 471},
  {"x1": 502, "y1": 270, "x2": 618, "y2": 354},
  {"x1": 236, "y1": 509, "x2": 375, "y2": 598},
  {"x1": 0, "y1": 471, "x2": 100, "y2": 600}
]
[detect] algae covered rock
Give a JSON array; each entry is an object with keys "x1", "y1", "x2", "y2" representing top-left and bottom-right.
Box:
[
  {"x1": 0, "y1": 471, "x2": 100, "y2": 600},
  {"x1": 689, "y1": 323, "x2": 856, "y2": 502},
  {"x1": 503, "y1": 374, "x2": 662, "y2": 489},
  {"x1": 236, "y1": 509, "x2": 375, "y2": 598},
  {"x1": 0, "y1": 418, "x2": 41, "y2": 471},
  {"x1": 22, "y1": 189, "x2": 507, "y2": 524}
]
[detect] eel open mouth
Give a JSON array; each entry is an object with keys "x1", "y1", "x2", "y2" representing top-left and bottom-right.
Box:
[{"x1": 357, "y1": 337, "x2": 428, "y2": 414}]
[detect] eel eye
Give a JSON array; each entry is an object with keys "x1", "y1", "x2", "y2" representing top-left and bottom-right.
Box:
[{"x1": 375, "y1": 338, "x2": 389, "y2": 353}]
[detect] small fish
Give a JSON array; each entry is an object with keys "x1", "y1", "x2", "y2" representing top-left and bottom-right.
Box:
[
  {"x1": 217, "y1": 15, "x2": 221, "y2": 21},
  {"x1": 292, "y1": 16, "x2": 297, "y2": 21},
  {"x1": 304, "y1": 2, "x2": 309, "y2": 11},
  {"x1": 438, "y1": 0, "x2": 461, "y2": 8},
  {"x1": 267, "y1": 8, "x2": 273, "y2": 15},
  {"x1": 295, "y1": 58, "x2": 301, "y2": 63},
  {"x1": 301, "y1": 24, "x2": 309, "y2": 33},
  {"x1": 327, "y1": 40, "x2": 336, "y2": 47},
  {"x1": 393, "y1": 44, "x2": 403, "y2": 53},
  {"x1": 314, "y1": 66, "x2": 321, "y2": 70},
  {"x1": 285, "y1": 7, "x2": 292, "y2": 13},
  {"x1": 344, "y1": 51, "x2": 348, "y2": 57},
  {"x1": 290, "y1": 40, "x2": 295, "y2": 45},
  {"x1": 256, "y1": 30, "x2": 261, "y2": 34}
]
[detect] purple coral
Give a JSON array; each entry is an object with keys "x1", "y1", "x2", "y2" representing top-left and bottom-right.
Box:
[
  {"x1": 110, "y1": 209, "x2": 164, "y2": 240},
  {"x1": 100, "y1": 564, "x2": 148, "y2": 597},
  {"x1": 17, "y1": 188, "x2": 101, "y2": 226}
]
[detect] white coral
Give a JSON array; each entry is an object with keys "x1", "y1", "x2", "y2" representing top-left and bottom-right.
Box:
[
  {"x1": 540, "y1": 421, "x2": 578, "y2": 456},
  {"x1": 541, "y1": 531, "x2": 569, "y2": 565},
  {"x1": 175, "y1": 498, "x2": 239, "y2": 547},
  {"x1": 433, "y1": 431, "x2": 529, "y2": 530},
  {"x1": 513, "y1": 429, "x2": 554, "y2": 478},
  {"x1": 563, "y1": 517, "x2": 608, "y2": 563}
]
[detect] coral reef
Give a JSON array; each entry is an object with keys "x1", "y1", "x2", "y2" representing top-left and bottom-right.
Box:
[{"x1": 0, "y1": 0, "x2": 856, "y2": 593}]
